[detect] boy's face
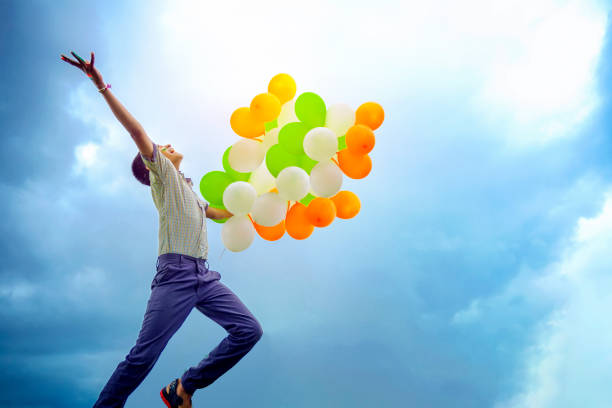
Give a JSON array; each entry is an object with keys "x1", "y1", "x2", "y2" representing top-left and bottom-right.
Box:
[{"x1": 145, "y1": 144, "x2": 182, "y2": 171}]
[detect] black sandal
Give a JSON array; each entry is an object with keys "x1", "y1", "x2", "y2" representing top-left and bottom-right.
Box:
[{"x1": 160, "y1": 378, "x2": 184, "y2": 408}]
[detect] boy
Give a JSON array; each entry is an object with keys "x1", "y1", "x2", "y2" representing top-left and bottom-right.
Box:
[{"x1": 61, "y1": 51, "x2": 263, "y2": 408}]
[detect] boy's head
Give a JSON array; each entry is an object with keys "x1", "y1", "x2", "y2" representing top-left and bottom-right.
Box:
[{"x1": 131, "y1": 144, "x2": 183, "y2": 186}]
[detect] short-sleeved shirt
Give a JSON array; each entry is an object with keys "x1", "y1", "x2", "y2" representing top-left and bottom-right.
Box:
[{"x1": 140, "y1": 142, "x2": 210, "y2": 259}]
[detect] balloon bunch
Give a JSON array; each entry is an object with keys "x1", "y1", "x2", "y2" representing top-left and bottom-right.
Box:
[{"x1": 199, "y1": 73, "x2": 384, "y2": 252}]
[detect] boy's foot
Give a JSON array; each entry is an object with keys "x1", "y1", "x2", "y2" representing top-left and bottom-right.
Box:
[{"x1": 162, "y1": 377, "x2": 192, "y2": 408}]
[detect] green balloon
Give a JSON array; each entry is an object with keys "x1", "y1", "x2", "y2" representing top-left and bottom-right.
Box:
[
  {"x1": 338, "y1": 134, "x2": 346, "y2": 150},
  {"x1": 222, "y1": 146, "x2": 251, "y2": 182},
  {"x1": 295, "y1": 92, "x2": 326, "y2": 128},
  {"x1": 265, "y1": 144, "x2": 301, "y2": 178},
  {"x1": 278, "y1": 122, "x2": 309, "y2": 155},
  {"x1": 299, "y1": 192, "x2": 316, "y2": 206},
  {"x1": 298, "y1": 153, "x2": 318, "y2": 174},
  {"x1": 200, "y1": 171, "x2": 234, "y2": 207},
  {"x1": 265, "y1": 119, "x2": 278, "y2": 132}
]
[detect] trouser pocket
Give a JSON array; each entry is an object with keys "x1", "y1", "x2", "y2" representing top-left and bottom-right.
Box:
[{"x1": 151, "y1": 259, "x2": 175, "y2": 289}]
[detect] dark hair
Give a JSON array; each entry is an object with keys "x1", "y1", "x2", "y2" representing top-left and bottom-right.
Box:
[{"x1": 132, "y1": 151, "x2": 151, "y2": 186}]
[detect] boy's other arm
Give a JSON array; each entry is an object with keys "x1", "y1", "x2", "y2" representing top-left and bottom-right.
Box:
[{"x1": 206, "y1": 207, "x2": 233, "y2": 220}]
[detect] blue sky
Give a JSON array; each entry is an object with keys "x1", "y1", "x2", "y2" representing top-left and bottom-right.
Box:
[{"x1": 1, "y1": 0, "x2": 612, "y2": 407}]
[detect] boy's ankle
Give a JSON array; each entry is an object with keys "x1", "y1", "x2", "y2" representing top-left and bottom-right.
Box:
[{"x1": 177, "y1": 378, "x2": 192, "y2": 397}]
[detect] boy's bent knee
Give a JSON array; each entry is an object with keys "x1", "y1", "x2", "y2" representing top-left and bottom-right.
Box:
[
  {"x1": 245, "y1": 320, "x2": 263, "y2": 343},
  {"x1": 253, "y1": 323, "x2": 263, "y2": 341}
]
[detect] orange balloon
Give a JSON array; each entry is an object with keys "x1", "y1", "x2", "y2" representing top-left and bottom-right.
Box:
[
  {"x1": 345, "y1": 124, "x2": 375, "y2": 155},
  {"x1": 230, "y1": 107, "x2": 265, "y2": 138},
  {"x1": 355, "y1": 102, "x2": 384, "y2": 130},
  {"x1": 286, "y1": 202, "x2": 314, "y2": 240},
  {"x1": 268, "y1": 73, "x2": 297, "y2": 104},
  {"x1": 253, "y1": 218, "x2": 286, "y2": 241},
  {"x1": 337, "y1": 149, "x2": 372, "y2": 179},
  {"x1": 250, "y1": 93, "x2": 281, "y2": 122},
  {"x1": 305, "y1": 197, "x2": 336, "y2": 227},
  {"x1": 331, "y1": 191, "x2": 361, "y2": 219}
]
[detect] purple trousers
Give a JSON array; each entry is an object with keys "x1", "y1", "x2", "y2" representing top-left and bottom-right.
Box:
[{"x1": 93, "y1": 253, "x2": 263, "y2": 407}]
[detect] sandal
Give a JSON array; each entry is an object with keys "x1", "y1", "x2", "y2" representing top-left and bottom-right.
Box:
[{"x1": 160, "y1": 378, "x2": 184, "y2": 408}]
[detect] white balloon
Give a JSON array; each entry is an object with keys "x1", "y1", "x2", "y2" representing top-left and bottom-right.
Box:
[
  {"x1": 262, "y1": 127, "x2": 279, "y2": 152},
  {"x1": 228, "y1": 139, "x2": 265, "y2": 172},
  {"x1": 251, "y1": 192, "x2": 288, "y2": 227},
  {"x1": 303, "y1": 127, "x2": 338, "y2": 161},
  {"x1": 221, "y1": 215, "x2": 255, "y2": 252},
  {"x1": 277, "y1": 98, "x2": 298, "y2": 127},
  {"x1": 276, "y1": 166, "x2": 309, "y2": 201},
  {"x1": 310, "y1": 161, "x2": 343, "y2": 197},
  {"x1": 248, "y1": 161, "x2": 276, "y2": 195},
  {"x1": 325, "y1": 104, "x2": 355, "y2": 137},
  {"x1": 308, "y1": 182, "x2": 317, "y2": 197},
  {"x1": 222, "y1": 181, "x2": 256, "y2": 216}
]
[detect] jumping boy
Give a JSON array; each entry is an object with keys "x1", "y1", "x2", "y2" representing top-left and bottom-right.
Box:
[{"x1": 61, "y1": 51, "x2": 263, "y2": 408}]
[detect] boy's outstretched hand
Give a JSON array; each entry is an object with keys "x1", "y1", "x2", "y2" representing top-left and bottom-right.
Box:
[{"x1": 60, "y1": 50, "x2": 105, "y2": 89}]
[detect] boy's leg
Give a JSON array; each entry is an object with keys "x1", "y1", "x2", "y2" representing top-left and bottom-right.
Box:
[
  {"x1": 180, "y1": 279, "x2": 263, "y2": 396},
  {"x1": 93, "y1": 273, "x2": 196, "y2": 408}
]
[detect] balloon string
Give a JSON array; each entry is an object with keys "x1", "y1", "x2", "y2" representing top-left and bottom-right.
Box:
[
  {"x1": 331, "y1": 157, "x2": 340, "y2": 167},
  {"x1": 247, "y1": 213, "x2": 254, "y2": 224},
  {"x1": 253, "y1": 136, "x2": 264, "y2": 143}
]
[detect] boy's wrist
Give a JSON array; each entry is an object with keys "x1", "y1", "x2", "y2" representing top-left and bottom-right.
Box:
[{"x1": 91, "y1": 77, "x2": 106, "y2": 89}]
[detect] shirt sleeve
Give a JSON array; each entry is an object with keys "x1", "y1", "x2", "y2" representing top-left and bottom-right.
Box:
[
  {"x1": 198, "y1": 197, "x2": 209, "y2": 211},
  {"x1": 140, "y1": 142, "x2": 175, "y2": 184}
]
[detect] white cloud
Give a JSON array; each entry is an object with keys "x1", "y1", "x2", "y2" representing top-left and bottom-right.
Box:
[
  {"x1": 575, "y1": 198, "x2": 612, "y2": 243},
  {"x1": 0, "y1": 265, "x2": 110, "y2": 306},
  {"x1": 477, "y1": 0, "x2": 607, "y2": 147},
  {"x1": 73, "y1": 142, "x2": 100, "y2": 173},
  {"x1": 64, "y1": 265, "x2": 110, "y2": 304},
  {"x1": 478, "y1": 188, "x2": 612, "y2": 407},
  {"x1": 497, "y1": 311, "x2": 567, "y2": 408},
  {"x1": 64, "y1": 83, "x2": 138, "y2": 195},
  {"x1": 0, "y1": 281, "x2": 38, "y2": 301},
  {"x1": 70, "y1": 265, "x2": 107, "y2": 290},
  {"x1": 154, "y1": 0, "x2": 607, "y2": 151},
  {"x1": 452, "y1": 298, "x2": 482, "y2": 325}
]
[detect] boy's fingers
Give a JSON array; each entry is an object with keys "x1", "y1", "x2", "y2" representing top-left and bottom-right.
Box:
[
  {"x1": 61, "y1": 54, "x2": 77, "y2": 65},
  {"x1": 71, "y1": 51, "x2": 86, "y2": 69},
  {"x1": 91, "y1": 51, "x2": 95, "y2": 68},
  {"x1": 60, "y1": 54, "x2": 81, "y2": 68},
  {"x1": 72, "y1": 51, "x2": 85, "y2": 63}
]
